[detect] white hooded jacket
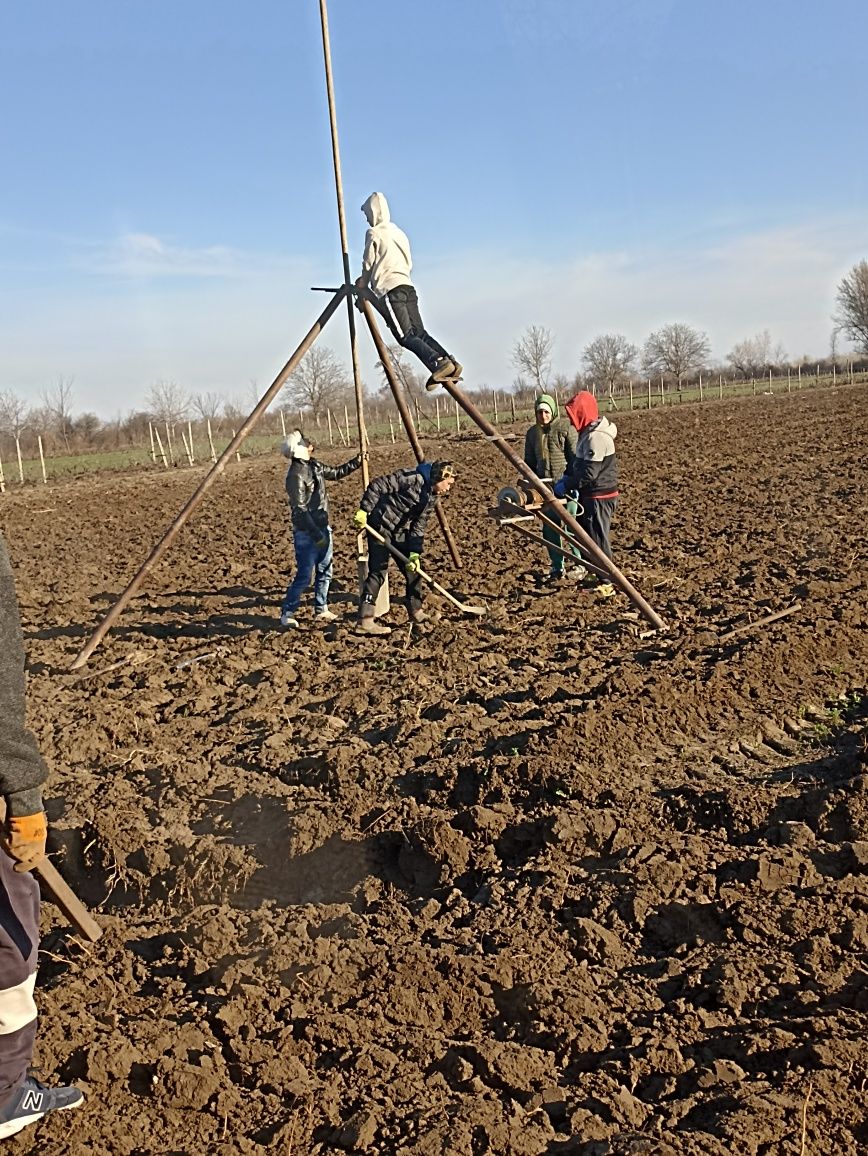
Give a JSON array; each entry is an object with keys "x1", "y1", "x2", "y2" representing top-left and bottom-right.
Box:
[{"x1": 361, "y1": 192, "x2": 414, "y2": 297}]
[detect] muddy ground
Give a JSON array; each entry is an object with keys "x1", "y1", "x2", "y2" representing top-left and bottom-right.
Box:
[{"x1": 0, "y1": 384, "x2": 866, "y2": 1155}]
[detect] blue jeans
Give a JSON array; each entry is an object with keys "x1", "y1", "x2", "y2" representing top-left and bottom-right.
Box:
[{"x1": 282, "y1": 528, "x2": 333, "y2": 614}]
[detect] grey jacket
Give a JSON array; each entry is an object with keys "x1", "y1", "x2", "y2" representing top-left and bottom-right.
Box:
[{"x1": 0, "y1": 536, "x2": 47, "y2": 816}]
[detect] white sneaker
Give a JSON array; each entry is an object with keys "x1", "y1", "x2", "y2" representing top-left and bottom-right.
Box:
[
  {"x1": 280, "y1": 612, "x2": 299, "y2": 627},
  {"x1": 314, "y1": 609, "x2": 338, "y2": 622}
]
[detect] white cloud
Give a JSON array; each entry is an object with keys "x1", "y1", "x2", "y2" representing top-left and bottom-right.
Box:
[{"x1": 0, "y1": 215, "x2": 864, "y2": 413}]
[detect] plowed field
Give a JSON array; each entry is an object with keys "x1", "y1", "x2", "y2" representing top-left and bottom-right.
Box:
[{"x1": 1, "y1": 384, "x2": 866, "y2": 1155}]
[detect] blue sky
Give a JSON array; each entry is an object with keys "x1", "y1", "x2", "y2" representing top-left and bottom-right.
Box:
[{"x1": 1, "y1": 0, "x2": 866, "y2": 414}]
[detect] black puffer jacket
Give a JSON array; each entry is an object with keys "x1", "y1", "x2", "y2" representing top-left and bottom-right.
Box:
[
  {"x1": 359, "y1": 465, "x2": 436, "y2": 554},
  {"x1": 285, "y1": 456, "x2": 361, "y2": 534},
  {"x1": 0, "y1": 535, "x2": 48, "y2": 817}
]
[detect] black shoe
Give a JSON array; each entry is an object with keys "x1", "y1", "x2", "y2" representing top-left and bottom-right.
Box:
[{"x1": 0, "y1": 1076, "x2": 84, "y2": 1139}]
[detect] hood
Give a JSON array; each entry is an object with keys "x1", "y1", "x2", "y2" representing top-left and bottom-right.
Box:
[
  {"x1": 281, "y1": 430, "x2": 312, "y2": 461},
  {"x1": 564, "y1": 391, "x2": 599, "y2": 433},
  {"x1": 534, "y1": 392, "x2": 559, "y2": 419},
  {"x1": 362, "y1": 191, "x2": 390, "y2": 227},
  {"x1": 416, "y1": 461, "x2": 432, "y2": 484}
]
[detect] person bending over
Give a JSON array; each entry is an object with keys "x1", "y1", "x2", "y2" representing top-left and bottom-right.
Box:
[{"x1": 352, "y1": 461, "x2": 456, "y2": 635}]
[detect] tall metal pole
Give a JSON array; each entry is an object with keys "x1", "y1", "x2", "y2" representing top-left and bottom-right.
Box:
[
  {"x1": 360, "y1": 299, "x2": 462, "y2": 569},
  {"x1": 437, "y1": 378, "x2": 667, "y2": 632},
  {"x1": 70, "y1": 289, "x2": 346, "y2": 669},
  {"x1": 318, "y1": 0, "x2": 392, "y2": 614},
  {"x1": 317, "y1": 0, "x2": 367, "y2": 476}
]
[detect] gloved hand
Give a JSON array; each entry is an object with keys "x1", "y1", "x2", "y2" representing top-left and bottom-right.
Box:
[
  {"x1": 552, "y1": 477, "x2": 569, "y2": 498},
  {"x1": 2, "y1": 812, "x2": 47, "y2": 873},
  {"x1": 353, "y1": 509, "x2": 367, "y2": 530},
  {"x1": 405, "y1": 552, "x2": 422, "y2": 575}
]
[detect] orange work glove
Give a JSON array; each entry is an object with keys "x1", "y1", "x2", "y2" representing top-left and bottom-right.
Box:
[{"x1": 2, "y1": 813, "x2": 48, "y2": 873}]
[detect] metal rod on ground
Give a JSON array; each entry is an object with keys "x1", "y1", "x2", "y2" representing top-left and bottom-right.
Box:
[
  {"x1": 717, "y1": 603, "x2": 801, "y2": 643},
  {"x1": 69, "y1": 288, "x2": 346, "y2": 669},
  {"x1": 153, "y1": 426, "x2": 169, "y2": 468},
  {"x1": 37, "y1": 436, "x2": 47, "y2": 484},
  {"x1": 359, "y1": 298, "x2": 463, "y2": 568},
  {"x1": 436, "y1": 377, "x2": 667, "y2": 631},
  {"x1": 15, "y1": 438, "x2": 23, "y2": 484}
]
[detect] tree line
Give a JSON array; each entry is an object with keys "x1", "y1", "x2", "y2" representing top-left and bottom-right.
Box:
[{"x1": 2, "y1": 260, "x2": 867, "y2": 457}]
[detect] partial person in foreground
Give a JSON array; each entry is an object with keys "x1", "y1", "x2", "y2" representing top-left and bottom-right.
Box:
[
  {"x1": 353, "y1": 461, "x2": 457, "y2": 635},
  {"x1": 553, "y1": 391, "x2": 619, "y2": 597},
  {"x1": 279, "y1": 432, "x2": 362, "y2": 627},
  {"x1": 0, "y1": 534, "x2": 83, "y2": 1139},
  {"x1": 356, "y1": 192, "x2": 462, "y2": 391},
  {"x1": 523, "y1": 392, "x2": 585, "y2": 582}
]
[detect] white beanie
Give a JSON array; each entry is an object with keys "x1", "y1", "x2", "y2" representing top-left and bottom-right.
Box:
[{"x1": 280, "y1": 429, "x2": 312, "y2": 461}]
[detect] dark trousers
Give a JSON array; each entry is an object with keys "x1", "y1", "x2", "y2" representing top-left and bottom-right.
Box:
[
  {"x1": 579, "y1": 497, "x2": 617, "y2": 560},
  {"x1": 0, "y1": 850, "x2": 39, "y2": 1107},
  {"x1": 382, "y1": 285, "x2": 451, "y2": 374},
  {"x1": 360, "y1": 536, "x2": 424, "y2": 616}
]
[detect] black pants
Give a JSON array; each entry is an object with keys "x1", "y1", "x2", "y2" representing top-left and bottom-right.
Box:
[
  {"x1": 0, "y1": 851, "x2": 39, "y2": 1107},
  {"x1": 360, "y1": 536, "x2": 424, "y2": 616},
  {"x1": 579, "y1": 497, "x2": 617, "y2": 560},
  {"x1": 382, "y1": 285, "x2": 451, "y2": 374}
]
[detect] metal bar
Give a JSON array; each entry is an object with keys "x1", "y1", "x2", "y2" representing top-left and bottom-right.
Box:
[
  {"x1": 436, "y1": 378, "x2": 667, "y2": 631},
  {"x1": 318, "y1": 0, "x2": 367, "y2": 486},
  {"x1": 70, "y1": 289, "x2": 346, "y2": 669},
  {"x1": 359, "y1": 297, "x2": 463, "y2": 569},
  {"x1": 495, "y1": 514, "x2": 609, "y2": 578}
]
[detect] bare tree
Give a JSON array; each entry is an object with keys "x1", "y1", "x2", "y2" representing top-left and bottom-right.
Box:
[
  {"x1": 643, "y1": 323, "x2": 710, "y2": 382},
  {"x1": 41, "y1": 376, "x2": 75, "y2": 452},
  {"x1": 511, "y1": 326, "x2": 554, "y2": 392},
  {"x1": 281, "y1": 346, "x2": 349, "y2": 419},
  {"x1": 0, "y1": 390, "x2": 29, "y2": 440},
  {"x1": 191, "y1": 391, "x2": 224, "y2": 424},
  {"x1": 375, "y1": 344, "x2": 424, "y2": 401},
  {"x1": 582, "y1": 334, "x2": 638, "y2": 396},
  {"x1": 726, "y1": 329, "x2": 778, "y2": 378},
  {"x1": 147, "y1": 380, "x2": 189, "y2": 424},
  {"x1": 834, "y1": 259, "x2": 868, "y2": 354}
]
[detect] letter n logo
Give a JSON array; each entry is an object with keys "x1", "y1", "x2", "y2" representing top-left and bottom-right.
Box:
[{"x1": 21, "y1": 1090, "x2": 43, "y2": 1112}]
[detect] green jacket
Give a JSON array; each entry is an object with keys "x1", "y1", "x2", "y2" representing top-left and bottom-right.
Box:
[{"x1": 523, "y1": 393, "x2": 576, "y2": 480}]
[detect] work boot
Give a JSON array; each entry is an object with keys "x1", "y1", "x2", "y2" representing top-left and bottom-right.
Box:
[
  {"x1": 0, "y1": 1076, "x2": 84, "y2": 1139},
  {"x1": 314, "y1": 608, "x2": 338, "y2": 622},
  {"x1": 425, "y1": 357, "x2": 458, "y2": 391},
  {"x1": 356, "y1": 617, "x2": 392, "y2": 636},
  {"x1": 280, "y1": 612, "x2": 299, "y2": 627}
]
